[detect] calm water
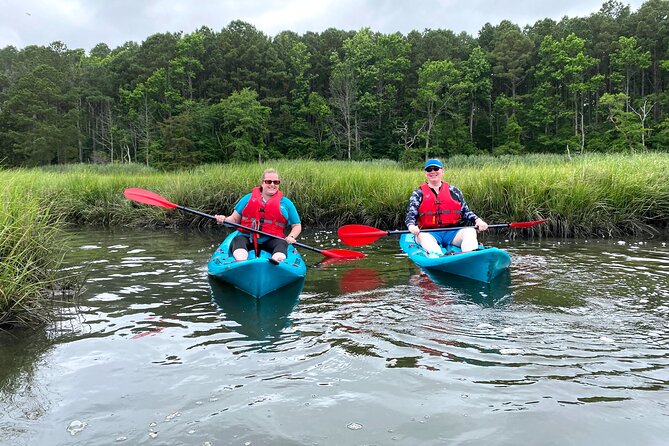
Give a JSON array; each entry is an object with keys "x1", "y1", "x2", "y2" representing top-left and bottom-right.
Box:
[{"x1": 1, "y1": 228, "x2": 668, "y2": 446}]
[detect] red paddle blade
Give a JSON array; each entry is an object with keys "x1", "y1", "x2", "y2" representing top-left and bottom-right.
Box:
[
  {"x1": 124, "y1": 188, "x2": 177, "y2": 209},
  {"x1": 509, "y1": 219, "x2": 547, "y2": 228},
  {"x1": 320, "y1": 248, "x2": 366, "y2": 260},
  {"x1": 338, "y1": 224, "x2": 387, "y2": 247}
]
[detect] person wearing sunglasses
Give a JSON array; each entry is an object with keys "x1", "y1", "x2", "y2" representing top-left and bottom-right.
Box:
[
  {"x1": 214, "y1": 168, "x2": 301, "y2": 264},
  {"x1": 405, "y1": 158, "x2": 488, "y2": 256}
]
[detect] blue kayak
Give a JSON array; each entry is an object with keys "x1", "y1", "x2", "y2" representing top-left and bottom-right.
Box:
[
  {"x1": 399, "y1": 233, "x2": 511, "y2": 283},
  {"x1": 208, "y1": 231, "x2": 307, "y2": 298}
]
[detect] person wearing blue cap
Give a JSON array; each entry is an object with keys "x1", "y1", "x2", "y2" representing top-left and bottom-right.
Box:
[{"x1": 404, "y1": 158, "x2": 488, "y2": 256}]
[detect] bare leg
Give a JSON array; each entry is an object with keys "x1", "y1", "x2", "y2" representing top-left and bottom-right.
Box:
[
  {"x1": 416, "y1": 232, "x2": 443, "y2": 255},
  {"x1": 452, "y1": 227, "x2": 478, "y2": 252},
  {"x1": 232, "y1": 248, "x2": 249, "y2": 261}
]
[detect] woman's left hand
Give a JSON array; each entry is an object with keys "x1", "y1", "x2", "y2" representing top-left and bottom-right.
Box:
[
  {"x1": 475, "y1": 218, "x2": 488, "y2": 231},
  {"x1": 285, "y1": 235, "x2": 296, "y2": 244}
]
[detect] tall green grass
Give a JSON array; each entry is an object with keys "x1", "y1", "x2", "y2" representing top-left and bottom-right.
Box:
[
  {"x1": 0, "y1": 189, "x2": 79, "y2": 329},
  {"x1": 2, "y1": 153, "x2": 668, "y2": 237}
]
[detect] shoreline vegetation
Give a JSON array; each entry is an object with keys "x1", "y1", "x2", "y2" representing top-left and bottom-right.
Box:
[
  {"x1": 3, "y1": 154, "x2": 668, "y2": 235},
  {"x1": 2, "y1": 153, "x2": 668, "y2": 328},
  {"x1": 0, "y1": 195, "x2": 80, "y2": 330}
]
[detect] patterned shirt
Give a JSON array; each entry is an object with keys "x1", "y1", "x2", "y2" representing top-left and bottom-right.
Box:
[{"x1": 405, "y1": 183, "x2": 478, "y2": 227}]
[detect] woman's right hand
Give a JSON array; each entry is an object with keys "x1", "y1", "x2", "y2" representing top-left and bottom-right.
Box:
[
  {"x1": 214, "y1": 214, "x2": 226, "y2": 225},
  {"x1": 408, "y1": 224, "x2": 420, "y2": 235}
]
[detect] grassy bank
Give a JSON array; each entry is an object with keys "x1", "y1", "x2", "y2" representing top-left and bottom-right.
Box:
[
  {"x1": 0, "y1": 191, "x2": 78, "y2": 329},
  {"x1": 3, "y1": 153, "x2": 667, "y2": 237}
]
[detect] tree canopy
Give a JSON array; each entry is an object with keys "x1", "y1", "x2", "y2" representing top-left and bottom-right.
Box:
[{"x1": 1, "y1": 0, "x2": 668, "y2": 169}]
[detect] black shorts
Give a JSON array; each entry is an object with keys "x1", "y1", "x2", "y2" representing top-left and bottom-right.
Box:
[{"x1": 230, "y1": 235, "x2": 288, "y2": 256}]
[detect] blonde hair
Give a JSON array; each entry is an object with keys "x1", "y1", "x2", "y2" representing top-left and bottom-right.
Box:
[{"x1": 261, "y1": 168, "x2": 280, "y2": 182}]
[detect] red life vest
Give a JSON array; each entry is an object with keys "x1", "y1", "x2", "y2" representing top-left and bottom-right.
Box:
[
  {"x1": 240, "y1": 187, "x2": 288, "y2": 237},
  {"x1": 417, "y1": 182, "x2": 461, "y2": 228}
]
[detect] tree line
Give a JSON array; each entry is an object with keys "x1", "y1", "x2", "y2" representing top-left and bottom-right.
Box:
[{"x1": 0, "y1": 0, "x2": 668, "y2": 169}]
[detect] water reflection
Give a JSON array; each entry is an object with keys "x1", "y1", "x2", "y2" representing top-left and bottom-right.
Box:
[
  {"x1": 410, "y1": 268, "x2": 512, "y2": 306},
  {"x1": 3, "y1": 230, "x2": 669, "y2": 446},
  {"x1": 0, "y1": 330, "x2": 54, "y2": 438},
  {"x1": 208, "y1": 277, "x2": 302, "y2": 340},
  {"x1": 338, "y1": 267, "x2": 386, "y2": 293}
]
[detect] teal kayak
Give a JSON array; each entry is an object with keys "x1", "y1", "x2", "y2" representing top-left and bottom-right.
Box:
[
  {"x1": 399, "y1": 233, "x2": 511, "y2": 283},
  {"x1": 208, "y1": 231, "x2": 307, "y2": 298}
]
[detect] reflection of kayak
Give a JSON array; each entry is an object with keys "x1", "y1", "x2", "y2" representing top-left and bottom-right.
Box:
[
  {"x1": 421, "y1": 269, "x2": 512, "y2": 304},
  {"x1": 209, "y1": 277, "x2": 302, "y2": 340},
  {"x1": 207, "y1": 231, "x2": 307, "y2": 298},
  {"x1": 399, "y1": 234, "x2": 511, "y2": 283}
]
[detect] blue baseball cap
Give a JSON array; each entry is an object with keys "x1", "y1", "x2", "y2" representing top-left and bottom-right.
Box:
[{"x1": 424, "y1": 159, "x2": 443, "y2": 170}]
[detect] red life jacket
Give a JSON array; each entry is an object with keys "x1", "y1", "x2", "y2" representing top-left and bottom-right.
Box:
[
  {"x1": 240, "y1": 187, "x2": 288, "y2": 237},
  {"x1": 417, "y1": 182, "x2": 461, "y2": 228}
]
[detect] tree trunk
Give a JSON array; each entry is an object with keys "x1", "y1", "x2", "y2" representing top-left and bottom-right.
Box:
[
  {"x1": 469, "y1": 101, "x2": 475, "y2": 141},
  {"x1": 77, "y1": 96, "x2": 83, "y2": 162},
  {"x1": 145, "y1": 93, "x2": 150, "y2": 166}
]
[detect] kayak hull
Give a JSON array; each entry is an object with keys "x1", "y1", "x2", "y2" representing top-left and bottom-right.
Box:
[
  {"x1": 399, "y1": 234, "x2": 511, "y2": 283},
  {"x1": 208, "y1": 231, "x2": 307, "y2": 298}
]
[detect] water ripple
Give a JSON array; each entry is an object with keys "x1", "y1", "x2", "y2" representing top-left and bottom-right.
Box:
[{"x1": 3, "y1": 230, "x2": 668, "y2": 445}]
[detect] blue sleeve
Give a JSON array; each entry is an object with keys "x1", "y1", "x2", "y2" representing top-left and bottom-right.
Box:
[
  {"x1": 233, "y1": 193, "x2": 252, "y2": 214},
  {"x1": 280, "y1": 197, "x2": 301, "y2": 225}
]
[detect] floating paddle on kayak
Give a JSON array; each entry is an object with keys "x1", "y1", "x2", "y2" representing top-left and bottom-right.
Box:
[
  {"x1": 124, "y1": 188, "x2": 365, "y2": 260},
  {"x1": 338, "y1": 220, "x2": 547, "y2": 247}
]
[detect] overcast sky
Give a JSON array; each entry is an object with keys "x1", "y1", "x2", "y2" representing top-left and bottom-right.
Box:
[{"x1": 1, "y1": 0, "x2": 647, "y2": 52}]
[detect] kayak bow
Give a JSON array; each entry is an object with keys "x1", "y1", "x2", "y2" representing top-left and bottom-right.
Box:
[
  {"x1": 399, "y1": 234, "x2": 511, "y2": 283},
  {"x1": 208, "y1": 231, "x2": 307, "y2": 297}
]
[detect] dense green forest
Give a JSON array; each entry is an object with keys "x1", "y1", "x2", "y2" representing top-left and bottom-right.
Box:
[{"x1": 1, "y1": 0, "x2": 668, "y2": 169}]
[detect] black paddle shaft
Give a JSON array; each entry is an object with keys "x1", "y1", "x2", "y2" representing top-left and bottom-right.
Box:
[
  {"x1": 176, "y1": 205, "x2": 324, "y2": 254},
  {"x1": 386, "y1": 223, "x2": 510, "y2": 236}
]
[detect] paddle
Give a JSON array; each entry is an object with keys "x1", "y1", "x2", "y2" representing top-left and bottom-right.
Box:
[
  {"x1": 123, "y1": 188, "x2": 365, "y2": 259},
  {"x1": 338, "y1": 219, "x2": 547, "y2": 247}
]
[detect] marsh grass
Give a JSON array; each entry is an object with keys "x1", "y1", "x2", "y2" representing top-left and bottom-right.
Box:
[
  {"x1": 0, "y1": 189, "x2": 83, "y2": 329},
  {"x1": 2, "y1": 154, "x2": 668, "y2": 236}
]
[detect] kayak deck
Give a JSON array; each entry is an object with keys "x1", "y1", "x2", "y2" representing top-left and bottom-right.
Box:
[
  {"x1": 399, "y1": 233, "x2": 511, "y2": 283},
  {"x1": 208, "y1": 231, "x2": 307, "y2": 298}
]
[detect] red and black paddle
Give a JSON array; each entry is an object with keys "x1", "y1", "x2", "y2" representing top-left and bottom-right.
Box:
[
  {"x1": 337, "y1": 220, "x2": 547, "y2": 247},
  {"x1": 124, "y1": 188, "x2": 365, "y2": 260}
]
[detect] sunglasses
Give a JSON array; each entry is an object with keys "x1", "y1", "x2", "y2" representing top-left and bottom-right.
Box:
[
  {"x1": 262, "y1": 179, "x2": 281, "y2": 185},
  {"x1": 425, "y1": 166, "x2": 441, "y2": 172}
]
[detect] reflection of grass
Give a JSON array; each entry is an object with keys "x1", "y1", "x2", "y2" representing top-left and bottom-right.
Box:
[
  {"x1": 0, "y1": 331, "x2": 52, "y2": 446},
  {"x1": 0, "y1": 328, "x2": 53, "y2": 414},
  {"x1": 0, "y1": 190, "x2": 80, "y2": 329},
  {"x1": 1, "y1": 153, "x2": 667, "y2": 237}
]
